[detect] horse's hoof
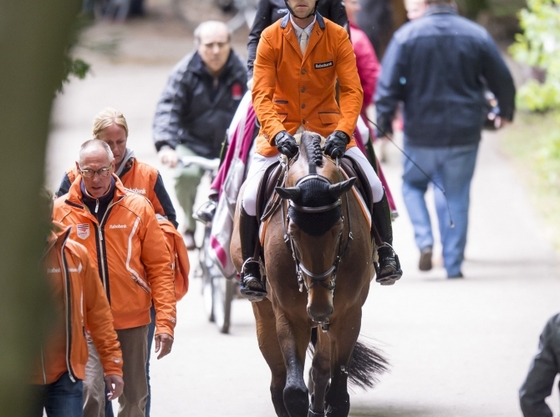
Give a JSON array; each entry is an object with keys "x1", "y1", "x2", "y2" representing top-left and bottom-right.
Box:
[{"x1": 308, "y1": 408, "x2": 325, "y2": 417}]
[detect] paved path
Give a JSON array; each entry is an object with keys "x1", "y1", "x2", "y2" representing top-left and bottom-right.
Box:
[{"x1": 46, "y1": 16, "x2": 560, "y2": 417}]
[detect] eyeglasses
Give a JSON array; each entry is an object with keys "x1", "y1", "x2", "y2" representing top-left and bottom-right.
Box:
[{"x1": 80, "y1": 164, "x2": 112, "y2": 178}]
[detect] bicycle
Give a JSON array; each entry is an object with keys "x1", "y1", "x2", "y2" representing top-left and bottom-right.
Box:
[{"x1": 181, "y1": 155, "x2": 237, "y2": 334}]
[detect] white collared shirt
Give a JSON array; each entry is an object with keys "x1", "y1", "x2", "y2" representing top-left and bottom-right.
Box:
[{"x1": 290, "y1": 15, "x2": 316, "y2": 45}]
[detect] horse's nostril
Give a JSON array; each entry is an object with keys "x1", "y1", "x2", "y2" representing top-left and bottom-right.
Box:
[{"x1": 307, "y1": 304, "x2": 333, "y2": 323}]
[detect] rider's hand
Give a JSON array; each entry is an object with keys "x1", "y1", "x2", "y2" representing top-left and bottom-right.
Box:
[
  {"x1": 274, "y1": 131, "x2": 298, "y2": 159},
  {"x1": 323, "y1": 130, "x2": 350, "y2": 159},
  {"x1": 158, "y1": 147, "x2": 179, "y2": 168}
]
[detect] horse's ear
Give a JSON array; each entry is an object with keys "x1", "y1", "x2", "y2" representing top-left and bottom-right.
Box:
[
  {"x1": 275, "y1": 186, "x2": 301, "y2": 201},
  {"x1": 328, "y1": 178, "x2": 356, "y2": 199}
]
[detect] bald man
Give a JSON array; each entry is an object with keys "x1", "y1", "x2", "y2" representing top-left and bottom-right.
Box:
[{"x1": 153, "y1": 20, "x2": 247, "y2": 249}]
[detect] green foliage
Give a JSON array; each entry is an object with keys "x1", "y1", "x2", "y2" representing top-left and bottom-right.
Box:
[
  {"x1": 500, "y1": 111, "x2": 560, "y2": 251},
  {"x1": 58, "y1": 16, "x2": 93, "y2": 92},
  {"x1": 509, "y1": 0, "x2": 560, "y2": 111}
]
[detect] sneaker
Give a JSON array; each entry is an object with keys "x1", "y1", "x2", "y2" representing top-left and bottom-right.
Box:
[
  {"x1": 183, "y1": 231, "x2": 196, "y2": 250},
  {"x1": 418, "y1": 247, "x2": 433, "y2": 271},
  {"x1": 448, "y1": 272, "x2": 464, "y2": 279},
  {"x1": 194, "y1": 201, "x2": 216, "y2": 224}
]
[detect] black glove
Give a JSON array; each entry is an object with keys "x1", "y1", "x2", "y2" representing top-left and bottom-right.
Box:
[
  {"x1": 274, "y1": 131, "x2": 298, "y2": 158},
  {"x1": 323, "y1": 130, "x2": 350, "y2": 159}
]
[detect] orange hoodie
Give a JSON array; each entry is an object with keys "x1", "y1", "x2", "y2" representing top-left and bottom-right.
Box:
[
  {"x1": 31, "y1": 223, "x2": 122, "y2": 385},
  {"x1": 52, "y1": 176, "x2": 177, "y2": 336}
]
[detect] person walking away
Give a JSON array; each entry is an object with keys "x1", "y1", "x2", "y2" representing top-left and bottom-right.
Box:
[
  {"x1": 29, "y1": 190, "x2": 124, "y2": 417},
  {"x1": 53, "y1": 140, "x2": 176, "y2": 417},
  {"x1": 153, "y1": 20, "x2": 247, "y2": 250},
  {"x1": 238, "y1": 0, "x2": 403, "y2": 302},
  {"x1": 375, "y1": 0, "x2": 515, "y2": 278}
]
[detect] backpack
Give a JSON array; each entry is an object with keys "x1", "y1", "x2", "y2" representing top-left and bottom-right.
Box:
[{"x1": 157, "y1": 216, "x2": 190, "y2": 301}]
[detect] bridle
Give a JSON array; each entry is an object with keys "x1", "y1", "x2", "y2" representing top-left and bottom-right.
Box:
[{"x1": 281, "y1": 173, "x2": 353, "y2": 294}]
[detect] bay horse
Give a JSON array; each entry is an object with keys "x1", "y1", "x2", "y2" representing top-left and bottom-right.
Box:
[{"x1": 231, "y1": 132, "x2": 387, "y2": 417}]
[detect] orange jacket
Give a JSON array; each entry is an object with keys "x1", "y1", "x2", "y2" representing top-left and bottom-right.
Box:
[
  {"x1": 52, "y1": 176, "x2": 177, "y2": 336},
  {"x1": 253, "y1": 14, "x2": 363, "y2": 156},
  {"x1": 57, "y1": 156, "x2": 178, "y2": 228},
  {"x1": 31, "y1": 223, "x2": 123, "y2": 385}
]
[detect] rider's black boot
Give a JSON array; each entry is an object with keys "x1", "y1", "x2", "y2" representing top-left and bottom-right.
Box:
[
  {"x1": 239, "y1": 206, "x2": 267, "y2": 302},
  {"x1": 372, "y1": 192, "x2": 403, "y2": 285}
]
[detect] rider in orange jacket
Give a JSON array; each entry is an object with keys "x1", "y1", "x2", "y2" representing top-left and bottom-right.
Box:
[{"x1": 238, "y1": 0, "x2": 403, "y2": 302}]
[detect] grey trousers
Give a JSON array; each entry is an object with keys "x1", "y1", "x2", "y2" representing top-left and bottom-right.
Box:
[{"x1": 83, "y1": 325, "x2": 149, "y2": 417}]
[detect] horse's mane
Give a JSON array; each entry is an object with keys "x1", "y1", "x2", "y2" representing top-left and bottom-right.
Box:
[
  {"x1": 289, "y1": 132, "x2": 341, "y2": 236},
  {"x1": 299, "y1": 132, "x2": 323, "y2": 173}
]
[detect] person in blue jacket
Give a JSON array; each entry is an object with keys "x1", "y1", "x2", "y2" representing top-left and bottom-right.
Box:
[{"x1": 375, "y1": 0, "x2": 515, "y2": 279}]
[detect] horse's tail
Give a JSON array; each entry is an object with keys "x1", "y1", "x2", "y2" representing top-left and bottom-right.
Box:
[
  {"x1": 309, "y1": 330, "x2": 389, "y2": 389},
  {"x1": 348, "y1": 339, "x2": 389, "y2": 390}
]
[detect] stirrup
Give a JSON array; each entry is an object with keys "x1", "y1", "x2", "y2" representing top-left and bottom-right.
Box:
[
  {"x1": 240, "y1": 259, "x2": 267, "y2": 302},
  {"x1": 374, "y1": 244, "x2": 403, "y2": 286}
]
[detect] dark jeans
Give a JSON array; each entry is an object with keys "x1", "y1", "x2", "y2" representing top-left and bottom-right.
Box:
[{"x1": 29, "y1": 373, "x2": 83, "y2": 417}]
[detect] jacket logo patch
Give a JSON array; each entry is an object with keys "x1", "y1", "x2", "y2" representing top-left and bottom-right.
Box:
[
  {"x1": 127, "y1": 187, "x2": 146, "y2": 195},
  {"x1": 232, "y1": 83, "x2": 243, "y2": 100},
  {"x1": 76, "y1": 223, "x2": 90, "y2": 240},
  {"x1": 314, "y1": 61, "x2": 333, "y2": 69}
]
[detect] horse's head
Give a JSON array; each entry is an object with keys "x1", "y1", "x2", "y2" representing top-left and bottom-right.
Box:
[{"x1": 275, "y1": 132, "x2": 355, "y2": 325}]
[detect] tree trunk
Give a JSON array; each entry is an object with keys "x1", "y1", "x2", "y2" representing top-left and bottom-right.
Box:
[{"x1": 0, "y1": 1, "x2": 81, "y2": 415}]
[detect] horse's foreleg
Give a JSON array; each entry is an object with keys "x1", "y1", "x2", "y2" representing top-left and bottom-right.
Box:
[
  {"x1": 308, "y1": 329, "x2": 331, "y2": 417},
  {"x1": 276, "y1": 315, "x2": 311, "y2": 417},
  {"x1": 324, "y1": 311, "x2": 362, "y2": 417},
  {"x1": 253, "y1": 299, "x2": 290, "y2": 417}
]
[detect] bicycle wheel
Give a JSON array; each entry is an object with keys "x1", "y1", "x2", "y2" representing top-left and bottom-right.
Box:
[
  {"x1": 199, "y1": 227, "x2": 215, "y2": 322},
  {"x1": 212, "y1": 275, "x2": 235, "y2": 334}
]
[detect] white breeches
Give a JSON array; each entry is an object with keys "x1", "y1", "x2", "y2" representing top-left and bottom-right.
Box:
[{"x1": 241, "y1": 147, "x2": 384, "y2": 217}]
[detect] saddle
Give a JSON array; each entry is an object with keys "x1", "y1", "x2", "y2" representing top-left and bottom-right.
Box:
[
  {"x1": 256, "y1": 159, "x2": 285, "y2": 223},
  {"x1": 254, "y1": 154, "x2": 373, "y2": 227}
]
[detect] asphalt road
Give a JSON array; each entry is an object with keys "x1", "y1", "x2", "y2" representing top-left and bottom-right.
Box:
[{"x1": 46, "y1": 14, "x2": 560, "y2": 417}]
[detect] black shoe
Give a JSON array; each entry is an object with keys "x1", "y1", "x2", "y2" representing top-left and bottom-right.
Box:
[
  {"x1": 447, "y1": 272, "x2": 464, "y2": 279},
  {"x1": 419, "y1": 246, "x2": 433, "y2": 271},
  {"x1": 375, "y1": 246, "x2": 403, "y2": 286},
  {"x1": 194, "y1": 200, "x2": 216, "y2": 224},
  {"x1": 240, "y1": 260, "x2": 267, "y2": 302}
]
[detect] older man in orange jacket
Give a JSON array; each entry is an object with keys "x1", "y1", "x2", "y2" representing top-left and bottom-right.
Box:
[
  {"x1": 237, "y1": 0, "x2": 402, "y2": 302},
  {"x1": 53, "y1": 139, "x2": 176, "y2": 417}
]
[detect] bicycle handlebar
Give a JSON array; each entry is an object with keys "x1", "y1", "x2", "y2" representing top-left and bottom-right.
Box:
[{"x1": 180, "y1": 156, "x2": 220, "y2": 172}]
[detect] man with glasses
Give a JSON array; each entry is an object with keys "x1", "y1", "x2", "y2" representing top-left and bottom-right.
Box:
[
  {"x1": 53, "y1": 139, "x2": 177, "y2": 417},
  {"x1": 153, "y1": 20, "x2": 247, "y2": 249}
]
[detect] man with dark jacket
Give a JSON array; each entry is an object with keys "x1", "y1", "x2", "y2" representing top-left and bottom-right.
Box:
[
  {"x1": 375, "y1": 0, "x2": 515, "y2": 278},
  {"x1": 519, "y1": 313, "x2": 560, "y2": 417},
  {"x1": 153, "y1": 20, "x2": 247, "y2": 249}
]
